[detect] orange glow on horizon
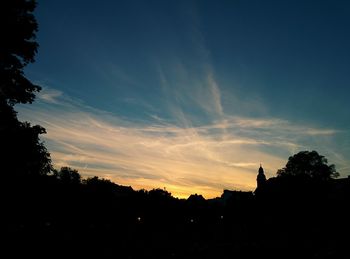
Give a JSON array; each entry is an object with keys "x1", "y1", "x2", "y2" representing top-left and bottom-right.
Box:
[{"x1": 19, "y1": 95, "x2": 342, "y2": 199}]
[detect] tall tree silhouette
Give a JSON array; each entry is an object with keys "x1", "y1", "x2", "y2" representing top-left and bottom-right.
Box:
[
  {"x1": 0, "y1": 0, "x2": 51, "y2": 178},
  {"x1": 0, "y1": 0, "x2": 40, "y2": 104}
]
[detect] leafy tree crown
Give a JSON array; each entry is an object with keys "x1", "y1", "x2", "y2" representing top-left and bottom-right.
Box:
[{"x1": 277, "y1": 150, "x2": 339, "y2": 181}]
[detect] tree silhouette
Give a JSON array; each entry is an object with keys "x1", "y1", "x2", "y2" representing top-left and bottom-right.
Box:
[
  {"x1": 276, "y1": 150, "x2": 339, "y2": 181},
  {"x1": 55, "y1": 167, "x2": 81, "y2": 185},
  {"x1": 0, "y1": 0, "x2": 51, "y2": 178},
  {"x1": 0, "y1": 0, "x2": 40, "y2": 105}
]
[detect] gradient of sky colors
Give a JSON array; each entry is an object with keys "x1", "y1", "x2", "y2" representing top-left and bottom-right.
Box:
[{"x1": 18, "y1": 0, "x2": 350, "y2": 198}]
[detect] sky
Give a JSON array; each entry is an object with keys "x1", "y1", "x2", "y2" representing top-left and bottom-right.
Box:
[{"x1": 18, "y1": 0, "x2": 350, "y2": 198}]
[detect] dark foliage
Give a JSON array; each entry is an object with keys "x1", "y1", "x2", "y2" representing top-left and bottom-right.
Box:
[
  {"x1": 277, "y1": 150, "x2": 339, "y2": 180},
  {"x1": 2, "y1": 156, "x2": 350, "y2": 258},
  {"x1": 54, "y1": 167, "x2": 81, "y2": 185},
  {"x1": 0, "y1": 0, "x2": 51, "y2": 178},
  {"x1": 0, "y1": 0, "x2": 40, "y2": 105},
  {"x1": 1, "y1": 121, "x2": 51, "y2": 178}
]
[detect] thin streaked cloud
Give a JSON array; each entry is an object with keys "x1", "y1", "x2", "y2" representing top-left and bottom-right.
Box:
[
  {"x1": 17, "y1": 87, "x2": 347, "y2": 198},
  {"x1": 37, "y1": 87, "x2": 63, "y2": 104}
]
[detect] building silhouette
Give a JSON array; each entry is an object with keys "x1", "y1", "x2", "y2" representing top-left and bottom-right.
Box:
[
  {"x1": 256, "y1": 164, "x2": 266, "y2": 189},
  {"x1": 221, "y1": 165, "x2": 265, "y2": 202}
]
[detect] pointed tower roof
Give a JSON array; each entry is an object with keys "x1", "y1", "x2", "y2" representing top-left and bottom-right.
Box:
[
  {"x1": 257, "y1": 164, "x2": 266, "y2": 183},
  {"x1": 258, "y1": 164, "x2": 264, "y2": 175}
]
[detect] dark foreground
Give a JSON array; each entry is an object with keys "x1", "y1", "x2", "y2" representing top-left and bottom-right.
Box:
[{"x1": 2, "y1": 174, "x2": 350, "y2": 258}]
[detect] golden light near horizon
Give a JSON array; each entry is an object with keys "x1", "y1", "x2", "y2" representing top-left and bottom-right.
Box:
[{"x1": 17, "y1": 89, "x2": 345, "y2": 199}]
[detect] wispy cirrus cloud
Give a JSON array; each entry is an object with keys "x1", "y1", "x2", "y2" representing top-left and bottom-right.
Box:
[
  {"x1": 17, "y1": 86, "x2": 346, "y2": 198},
  {"x1": 19, "y1": 13, "x2": 347, "y2": 198},
  {"x1": 37, "y1": 87, "x2": 63, "y2": 104}
]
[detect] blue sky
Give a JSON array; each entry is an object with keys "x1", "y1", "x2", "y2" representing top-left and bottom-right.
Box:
[{"x1": 18, "y1": 0, "x2": 350, "y2": 198}]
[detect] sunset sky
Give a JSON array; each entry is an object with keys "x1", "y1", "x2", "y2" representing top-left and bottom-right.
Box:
[{"x1": 18, "y1": 0, "x2": 350, "y2": 198}]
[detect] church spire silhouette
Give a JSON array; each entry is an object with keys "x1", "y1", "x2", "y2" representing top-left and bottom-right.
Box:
[{"x1": 257, "y1": 164, "x2": 266, "y2": 189}]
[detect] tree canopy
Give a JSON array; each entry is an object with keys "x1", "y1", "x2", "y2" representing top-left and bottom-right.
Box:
[
  {"x1": 0, "y1": 0, "x2": 40, "y2": 105},
  {"x1": 0, "y1": 0, "x2": 51, "y2": 177},
  {"x1": 276, "y1": 150, "x2": 339, "y2": 181},
  {"x1": 55, "y1": 167, "x2": 81, "y2": 185}
]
